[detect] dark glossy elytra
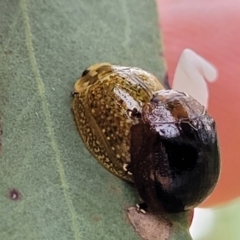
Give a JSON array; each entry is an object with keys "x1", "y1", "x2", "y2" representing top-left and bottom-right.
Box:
[
  {"x1": 72, "y1": 64, "x2": 220, "y2": 213},
  {"x1": 129, "y1": 90, "x2": 220, "y2": 213}
]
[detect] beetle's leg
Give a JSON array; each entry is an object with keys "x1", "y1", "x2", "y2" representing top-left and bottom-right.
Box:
[
  {"x1": 123, "y1": 163, "x2": 133, "y2": 175},
  {"x1": 123, "y1": 163, "x2": 128, "y2": 171},
  {"x1": 136, "y1": 202, "x2": 148, "y2": 214},
  {"x1": 127, "y1": 108, "x2": 141, "y2": 119},
  {"x1": 81, "y1": 68, "x2": 90, "y2": 77},
  {"x1": 71, "y1": 91, "x2": 79, "y2": 97}
]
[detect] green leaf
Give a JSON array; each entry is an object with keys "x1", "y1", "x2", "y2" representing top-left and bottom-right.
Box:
[
  {"x1": 0, "y1": 0, "x2": 191, "y2": 239},
  {"x1": 193, "y1": 199, "x2": 240, "y2": 240}
]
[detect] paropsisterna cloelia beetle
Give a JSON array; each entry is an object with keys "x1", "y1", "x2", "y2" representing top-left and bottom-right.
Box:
[{"x1": 72, "y1": 63, "x2": 220, "y2": 213}]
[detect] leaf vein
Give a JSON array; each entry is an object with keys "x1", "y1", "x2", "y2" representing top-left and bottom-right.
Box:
[{"x1": 20, "y1": 1, "x2": 81, "y2": 239}]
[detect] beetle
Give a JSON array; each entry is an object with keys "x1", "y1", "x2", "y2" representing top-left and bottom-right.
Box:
[{"x1": 72, "y1": 63, "x2": 220, "y2": 213}]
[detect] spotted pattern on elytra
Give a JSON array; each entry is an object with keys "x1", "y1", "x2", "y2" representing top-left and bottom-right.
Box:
[{"x1": 72, "y1": 63, "x2": 164, "y2": 181}]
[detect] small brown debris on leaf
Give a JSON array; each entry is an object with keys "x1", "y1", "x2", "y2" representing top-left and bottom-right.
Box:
[{"x1": 9, "y1": 189, "x2": 21, "y2": 201}]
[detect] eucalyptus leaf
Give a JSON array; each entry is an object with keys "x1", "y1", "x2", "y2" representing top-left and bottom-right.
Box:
[{"x1": 0, "y1": 0, "x2": 191, "y2": 239}]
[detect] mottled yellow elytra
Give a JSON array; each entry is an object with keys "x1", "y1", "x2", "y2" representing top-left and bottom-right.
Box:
[{"x1": 72, "y1": 63, "x2": 163, "y2": 181}]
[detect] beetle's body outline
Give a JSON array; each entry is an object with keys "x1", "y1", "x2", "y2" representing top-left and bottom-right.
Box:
[{"x1": 72, "y1": 63, "x2": 220, "y2": 213}]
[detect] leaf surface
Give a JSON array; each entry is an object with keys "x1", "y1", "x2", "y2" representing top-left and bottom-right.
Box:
[{"x1": 0, "y1": 1, "x2": 191, "y2": 239}]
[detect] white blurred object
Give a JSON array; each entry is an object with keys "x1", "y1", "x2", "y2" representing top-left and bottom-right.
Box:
[
  {"x1": 172, "y1": 49, "x2": 218, "y2": 239},
  {"x1": 190, "y1": 208, "x2": 216, "y2": 240},
  {"x1": 172, "y1": 49, "x2": 218, "y2": 108}
]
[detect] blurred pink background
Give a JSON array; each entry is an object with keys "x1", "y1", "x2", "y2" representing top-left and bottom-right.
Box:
[{"x1": 157, "y1": 0, "x2": 240, "y2": 207}]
